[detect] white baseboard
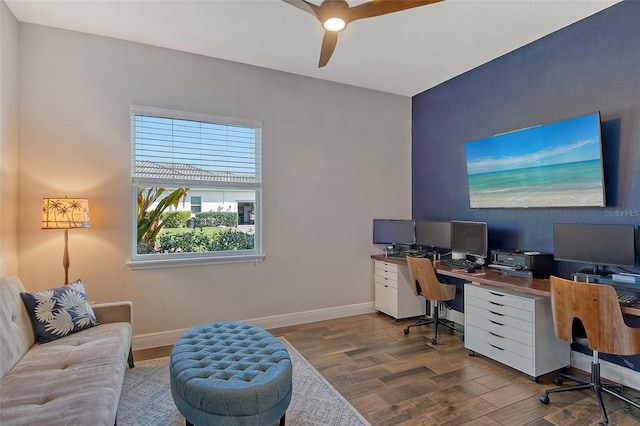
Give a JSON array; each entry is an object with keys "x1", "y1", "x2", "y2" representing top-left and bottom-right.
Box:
[
  {"x1": 572, "y1": 350, "x2": 640, "y2": 390},
  {"x1": 132, "y1": 302, "x2": 376, "y2": 350}
]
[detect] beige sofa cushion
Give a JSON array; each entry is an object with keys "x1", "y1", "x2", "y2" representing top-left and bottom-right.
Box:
[
  {"x1": 0, "y1": 321, "x2": 132, "y2": 426},
  {"x1": 0, "y1": 276, "x2": 35, "y2": 377}
]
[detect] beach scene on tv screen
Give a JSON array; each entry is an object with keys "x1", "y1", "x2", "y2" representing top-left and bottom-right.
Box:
[{"x1": 465, "y1": 113, "x2": 605, "y2": 208}]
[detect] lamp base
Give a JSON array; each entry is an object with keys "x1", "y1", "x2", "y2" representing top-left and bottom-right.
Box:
[{"x1": 63, "y1": 229, "x2": 70, "y2": 284}]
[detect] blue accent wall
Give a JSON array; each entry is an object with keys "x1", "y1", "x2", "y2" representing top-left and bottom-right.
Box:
[
  {"x1": 412, "y1": 1, "x2": 640, "y2": 371},
  {"x1": 412, "y1": 1, "x2": 640, "y2": 278}
]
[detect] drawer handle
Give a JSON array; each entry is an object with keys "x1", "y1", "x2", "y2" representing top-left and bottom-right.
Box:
[
  {"x1": 489, "y1": 301, "x2": 504, "y2": 307},
  {"x1": 489, "y1": 332, "x2": 505, "y2": 339},
  {"x1": 489, "y1": 344, "x2": 504, "y2": 351},
  {"x1": 489, "y1": 311, "x2": 504, "y2": 317},
  {"x1": 489, "y1": 320, "x2": 504, "y2": 326},
  {"x1": 489, "y1": 292, "x2": 504, "y2": 297}
]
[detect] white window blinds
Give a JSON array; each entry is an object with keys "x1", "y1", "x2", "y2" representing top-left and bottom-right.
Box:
[{"x1": 132, "y1": 107, "x2": 262, "y2": 189}]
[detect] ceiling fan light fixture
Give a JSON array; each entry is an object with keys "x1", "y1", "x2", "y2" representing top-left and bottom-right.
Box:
[
  {"x1": 282, "y1": 0, "x2": 442, "y2": 67},
  {"x1": 323, "y1": 17, "x2": 346, "y2": 31}
]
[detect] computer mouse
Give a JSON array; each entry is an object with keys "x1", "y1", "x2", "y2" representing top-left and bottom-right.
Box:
[{"x1": 465, "y1": 266, "x2": 477, "y2": 273}]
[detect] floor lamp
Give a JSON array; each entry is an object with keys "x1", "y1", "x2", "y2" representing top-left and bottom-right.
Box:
[{"x1": 41, "y1": 197, "x2": 90, "y2": 284}]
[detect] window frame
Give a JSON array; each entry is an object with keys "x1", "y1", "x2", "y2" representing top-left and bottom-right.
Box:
[
  {"x1": 127, "y1": 105, "x2": 264, "y2": 269},
  {"x1": 190, "y1": 196, "x2": 202, "y2": 213}
]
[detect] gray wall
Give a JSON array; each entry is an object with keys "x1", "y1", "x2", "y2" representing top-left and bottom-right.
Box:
[{"x1": 16, "y1": 23, "x2": 412, "y2": 343}]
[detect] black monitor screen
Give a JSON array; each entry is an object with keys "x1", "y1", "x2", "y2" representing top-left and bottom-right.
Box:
[
  {"x1": 553, "y1": 223, "x2": 636, "y2": 268},
  {"x1": 372, "y1": 219, "x2": 415, "y2": 245},
  {"x1": 451, "y1": 221, "x2": 488, "y2": 258},
  {"x1": 415, "y1": 221, "x2": 451, "y2": 249}
]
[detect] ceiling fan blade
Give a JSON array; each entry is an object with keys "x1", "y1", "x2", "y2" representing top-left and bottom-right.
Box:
[
  {"x1": 319, "y1": 31, "x2": 339, "y2": 68},
  {"x1": 281, "y1": 0, "x2": 321, "y2": 19},
  {"x1": 346, "y1": 0, "x2": 443, "y2": 22}
]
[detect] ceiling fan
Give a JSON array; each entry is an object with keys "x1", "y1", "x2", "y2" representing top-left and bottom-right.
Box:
[{"x1": 282, "y1": 0, "x2": 443, "y2": 67}]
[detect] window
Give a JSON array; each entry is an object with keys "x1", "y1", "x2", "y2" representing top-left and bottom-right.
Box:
[
  {"x1": 190, "y1": 196, "x2": 202, "y2": 213},
  {"x1": 129, "y1": 106, "x2": 263, "y2": 268}
]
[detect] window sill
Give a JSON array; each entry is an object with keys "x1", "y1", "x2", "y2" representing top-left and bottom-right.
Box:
[{"x1": 127, "y1": 253, "x2": 266, "y2": 270}]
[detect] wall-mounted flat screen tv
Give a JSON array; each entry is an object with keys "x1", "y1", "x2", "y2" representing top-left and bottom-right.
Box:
[{"x1": 465, "y1": 112, "x2": 605, "y2": 208}]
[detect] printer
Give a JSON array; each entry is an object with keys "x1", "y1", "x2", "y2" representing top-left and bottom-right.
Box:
[{"x1": 490, "y1": 250, "x2": 554, "y2": 278}]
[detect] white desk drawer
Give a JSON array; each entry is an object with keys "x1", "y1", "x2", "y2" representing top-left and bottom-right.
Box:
[
  {"x1": 466, "y1": 294, "x2": 532, "y2": 323},
  {"x1": 466, "y1": 285, "x2": 533, "y2": 311},
  {"x1": 467, "y1": 325, "x2": 531, "y2": 360},
  {"x1": 463, "y1": 283, "x2": 570, "y2": 379},
  {"x1": 375, "y1": 263, "x2": 398, "y2": 280},
  {"x1": 465, "y1": 304, "x2": 532, "y2": 335},
  {"x1": 373, "y1": 260, "x2": 424, "y2": 320},
  {"x1": 375, "y1": 282, "x2": 397, "y2": 316},
  {"x1": 374, "y1": 274, "x2": 397, "y2": 289},
  {"x1": 466, "y1": 330, "x2": 533, "y2": 375},
  {"x1": 466, "y1": 308, "x2": 533, "y2": 347}
]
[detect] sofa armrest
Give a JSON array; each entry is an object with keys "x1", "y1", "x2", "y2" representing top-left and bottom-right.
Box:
[{"x1": 92, "y1": 301, "x2": 133, "y2": 325}]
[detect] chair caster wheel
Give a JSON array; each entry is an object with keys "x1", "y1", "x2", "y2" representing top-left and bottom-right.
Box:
[
  {"x1": 553, "y1": 376, "x2": 563, "y2": 386},
  {"x1": 539, "y1": 394, "x2": 549, "y2": 405},
  {"x1": 431, "y1": 338, "x2": 438, "y2": 345},
  {"x1": 403, "y1": 328, "x2": 409, "y2": 335}
]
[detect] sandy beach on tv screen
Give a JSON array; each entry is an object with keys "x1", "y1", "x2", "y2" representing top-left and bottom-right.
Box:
[{"x1": 470, "y1": 188, "x2": 604, "y2": 208}]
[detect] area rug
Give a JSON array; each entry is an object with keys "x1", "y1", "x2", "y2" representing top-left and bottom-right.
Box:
[{"x1": 118, "y1": 337, "x2": 370, "y2": 425}]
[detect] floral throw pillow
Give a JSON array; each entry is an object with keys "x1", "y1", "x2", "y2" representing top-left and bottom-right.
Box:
[{"x1": 20, "y1": 279, "x2": 98, "y2": 344}]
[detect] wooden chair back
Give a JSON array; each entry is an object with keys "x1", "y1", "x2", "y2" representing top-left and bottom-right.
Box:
[
  {"x1": 549, "y1": 275, "x2": 640, "y2": 356},
  {"x1": 406, "y1": 257, "x2": 456, "y2": 302}
]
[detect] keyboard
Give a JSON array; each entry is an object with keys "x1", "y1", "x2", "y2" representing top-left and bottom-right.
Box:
[
  {"x1": 618, "y1": 294, "x2": 639, "y2": 307},
  {"x1": 440, "y1": 258, "x2": 477, "y2": 269}
]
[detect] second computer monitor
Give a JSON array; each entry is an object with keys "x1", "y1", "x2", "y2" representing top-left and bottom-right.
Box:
[
  {"x1": 553, "y1": 223, "x2": 636, "y2": 274},
  {"x1": 451, "y1": 220, "x2": 488, "y2": 260},
  {"x1": 415, "y1": 221, "x2": 451, "y2": 249}
]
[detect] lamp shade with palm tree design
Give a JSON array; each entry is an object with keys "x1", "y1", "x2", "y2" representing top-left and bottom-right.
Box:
[
  {"x1": 42, "y1": 198, "x2": 90, "y2": 284},
  {"x1": 42, "y1": 198, "x2": 90, "y2": 229}
]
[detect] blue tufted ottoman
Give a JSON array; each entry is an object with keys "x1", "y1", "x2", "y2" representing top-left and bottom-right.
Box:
[{"x1": 170, "y1": 322, "x2": 292, "y2": 426}]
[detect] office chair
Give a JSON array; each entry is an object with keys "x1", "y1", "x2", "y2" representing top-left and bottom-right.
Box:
[
  {"x1": 539, "y1": 276, "x2": 640, "y2": 425},
  {"x1": 403, "y1": 257, "x2": 460, "y2": 344}
]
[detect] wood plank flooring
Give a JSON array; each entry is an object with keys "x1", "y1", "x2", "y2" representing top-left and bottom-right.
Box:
[{"x1": 133, "y1": 313, "x2": 640, "y2": 425}]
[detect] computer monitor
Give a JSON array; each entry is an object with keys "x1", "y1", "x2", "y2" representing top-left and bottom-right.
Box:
[
  {"x1": 372, "y1": 219, "x2": 415, "y2": 245},
  {"x1": 450, "y1": 221, "x2": 488, "y2": 260},
  {"x1": 415, "y1": 221, "x2": 451, "y2": 249},
  {"x1": 553, "y1": 223, "x2": 636, "y2": 275}
]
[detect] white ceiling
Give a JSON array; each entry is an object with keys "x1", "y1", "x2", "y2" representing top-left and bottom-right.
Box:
[{"x1": 6, "y1": 0, "x2": 620, "y2": 97}]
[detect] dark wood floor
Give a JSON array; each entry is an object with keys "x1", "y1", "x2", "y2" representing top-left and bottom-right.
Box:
[{"x1": 134, "y1": 313, "x2": 640, "y2": 425}]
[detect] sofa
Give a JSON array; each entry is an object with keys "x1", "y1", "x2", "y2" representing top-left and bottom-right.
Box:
[{"x1": 0, "y1": 276, "x2": 133, "y2": 426}]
